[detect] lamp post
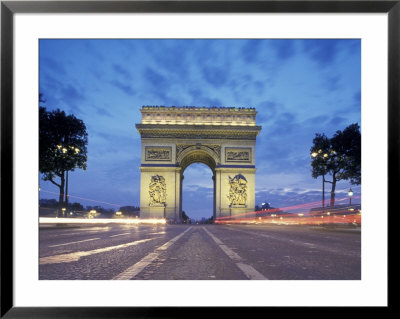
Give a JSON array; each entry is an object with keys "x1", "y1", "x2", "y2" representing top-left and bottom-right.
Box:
[{"x1": 348, "y1": 188, "x2": 353, "y2": 206}]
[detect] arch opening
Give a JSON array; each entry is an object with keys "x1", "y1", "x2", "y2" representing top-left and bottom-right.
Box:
[
  {"x1": 179, "y1": 150, "x2": 216, "y2": 222},
  {"x1": 181, "y1": 163, "x2": 214, "y2": 223}
]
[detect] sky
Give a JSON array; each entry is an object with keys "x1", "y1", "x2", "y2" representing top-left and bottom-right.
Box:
[{"x1": 39, "y1": 39, "x2": 361, "y2": 220}]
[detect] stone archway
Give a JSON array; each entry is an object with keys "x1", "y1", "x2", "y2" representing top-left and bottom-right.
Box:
[
  {"x1": 178, "y1": 148, "x2": 217, "y2": 220},
  {"x1": 136, "y1": 106, "x2": 262, "y2": 222}
]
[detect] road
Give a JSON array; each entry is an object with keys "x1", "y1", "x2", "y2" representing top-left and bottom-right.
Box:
[{"x1": 39, "y1": 223, "x2": 361, "y2": 280}]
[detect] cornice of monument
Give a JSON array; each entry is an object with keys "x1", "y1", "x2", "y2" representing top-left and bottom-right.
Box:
[
  {"x1": 136, "y1": 124, "x2": 260, "y2": 138},
  {"x1": 136, "y1": 123, "x2": 262, "y2": 131},
  {"x1": 141, "y1": 105, "x2": 257, "y2": 113}
]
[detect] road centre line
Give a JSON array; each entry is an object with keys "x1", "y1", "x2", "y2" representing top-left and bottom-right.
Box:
[
  {"x1": 40, "y1": 238, "x2": 156, "y2": 265},
  {"x1": 113, "y1": 227, "x2": 193, "y2": 280},
  {"x1": 48, "y1": 238, "x2": 101, "y2": 247},
  {"x1": 202, "y1": 227, "x2": 267, "y2": 280}
]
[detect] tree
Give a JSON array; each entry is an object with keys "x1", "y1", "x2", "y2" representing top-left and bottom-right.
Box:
[
  {"x1": 39, "y1": 100, "x2": 88, "y2": 215},
  {"x1": 310, "y1": 123, "x2": 361, "y2": 207},
  {"x1": 119, "y1": 206, "x2": 140, "y2": 217},
  {"x1": 181, "y1": 211, "x2": 189, "y2": 223}
]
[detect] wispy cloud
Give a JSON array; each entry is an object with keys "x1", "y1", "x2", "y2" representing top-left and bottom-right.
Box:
[{"x1": 110, "y1": 79, "x2": 136, "y2": 96}]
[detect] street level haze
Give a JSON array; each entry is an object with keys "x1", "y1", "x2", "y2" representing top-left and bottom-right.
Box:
[{"x1": 39, "y1": 223, "x2": 361, "y2": 280}]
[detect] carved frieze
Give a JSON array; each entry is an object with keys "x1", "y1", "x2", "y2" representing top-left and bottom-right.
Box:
[
  {"x1": 145, "y1": 146, "x2": 172, "y2": 161},
  {"x1": 227, "y1": 174, "x2": 248, "y2": 206},
  {"x1": 225, "y1": 147, "x2": 252, "y2": 163},
  {"x1": 149, "y1": 175, "x2": 167, "y2": 206},
  {"x1": 176, "y1": 144, "x2": 221, "y2": 160}
]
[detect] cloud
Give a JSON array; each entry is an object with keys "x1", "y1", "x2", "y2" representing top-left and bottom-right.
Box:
[
  {"x1": 112, "y1": 63, "x2": 132, "y2": 80},
  {"x1": 202, "y1": 65, "x2": 229, "y2": 87},
  {"x1": 270, "y1": 40, "x2": 296, "y2": 60},
  {"x1": 240, "y1": 39, "x2": 264, "y2": 63},
  {"x1": 328, "y1": 116, "x2": 347, "y2": 127},
  {"x1": 144, "y1": 67, "x2": 168, "y2": 89},
  {"x1": 110, "y1": 79, "x2": 136, "y2": 96},
  {"x1": 188, "y1": 89, "x2": 223, "y2": 107},
  {"x1": 40, "y1": 57, "x2": 67, "y2": 76},
  {"x1": 256, "y1": 101, "x2": 279, "y2": 123},
  {"x1": 303, "y1": 115, "x2": 329, "y2": 126},
  {"x1": 58, "y1": 84, "x2": 86, "y2": 114},
  {"x1": 354, "y1": 90, "x2": 361, "y2": 104},
  {"x1": 301, "y1": 39, "x2": 340, "y2": 66},
  {"x1": 96, "y1": 107, "x2": 113, "y2": 118},
  {"x1": 324, "y1": 75, "x2": 341, "y2": 91}
]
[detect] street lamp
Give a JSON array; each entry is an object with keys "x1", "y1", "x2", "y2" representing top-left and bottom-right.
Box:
[{"x1": 348, "y1": 188, "x2": 353, "y2": 206}]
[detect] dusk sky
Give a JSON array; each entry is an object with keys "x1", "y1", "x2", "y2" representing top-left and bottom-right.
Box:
[{"x1": 39, "y1": 39, "x2": 361, "y2": 220}]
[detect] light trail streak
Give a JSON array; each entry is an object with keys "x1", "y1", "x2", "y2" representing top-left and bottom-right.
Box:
[
  {"x1": 39, "y1": 217, "x2": 167, "y2": 225},
  {"x1": 215, "y1": 197, "x2": 361, "y2": 226},
  {"x1": 215, "y1": 213, "x2": 361, "y2": 226}
]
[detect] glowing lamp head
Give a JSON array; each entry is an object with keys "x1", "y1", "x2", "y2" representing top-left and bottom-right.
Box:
[{"x1": 348, "y1": 188, "x2": 354, "y2": 197}]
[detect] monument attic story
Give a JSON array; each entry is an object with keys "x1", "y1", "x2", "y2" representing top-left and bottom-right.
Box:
[{"x1": 139, "y1": 105, "x2": 258, "y2": 126}]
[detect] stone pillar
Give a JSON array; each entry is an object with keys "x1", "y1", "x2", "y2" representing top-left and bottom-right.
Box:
[
  {"x1": 212, "y1": 173, "x2": 216, "y2": 220},
  {"x1": 179, "y1": 173, "x2": 184, "y2": 222},
  {"x1": 214, "y1": 167, "x2": 256, "y2": 219},
  {"x1": 139, "y1": 166, "x2": 181, "y2": 220},
  {"x1": 215, "y1": 169, "x2": 222, "y2": 218}
]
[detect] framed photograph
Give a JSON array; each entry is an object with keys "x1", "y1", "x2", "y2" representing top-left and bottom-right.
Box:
[{"x1": 1, "y1": 0, "x2": 395, "y2": 317}]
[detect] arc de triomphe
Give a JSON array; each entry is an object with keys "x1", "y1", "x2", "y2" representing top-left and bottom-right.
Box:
[{"x1": 136, "y1": 106, "x2": 262, "y2": 222}]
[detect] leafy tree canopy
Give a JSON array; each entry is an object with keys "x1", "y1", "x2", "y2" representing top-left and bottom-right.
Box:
[
  {"x1": 39, "y1": 106, "x2": 88, "y2": 185},
  {"x1": 310, "y1": 123, "x2": 361, "y2": 206},
  {"x1": 310, "y1": 123, "x2": 361, "y2": 185}
]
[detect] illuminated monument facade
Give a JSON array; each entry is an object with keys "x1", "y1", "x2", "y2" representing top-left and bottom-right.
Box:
[{"x1": 136, "y1": 106, "x2": 262, "y2": 221}]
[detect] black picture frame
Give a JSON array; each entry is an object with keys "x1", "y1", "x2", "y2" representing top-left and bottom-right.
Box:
[{"x1": 1, "y1": 0, "x2": 395, "y2": 317}]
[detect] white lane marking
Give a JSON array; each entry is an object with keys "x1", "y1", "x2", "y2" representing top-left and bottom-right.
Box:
[
  {"x1": 113, "y1": 227, "x2": 193, "y2": 280},
  {"x1": 109, "y1": 233, "x2": 131, "y2": 238},
  {"x1": 40, "y1": 238, "x2": 155, "y2": 265},
  {"x1": 223, "y1": 226, "x2": 360, "y2": 257},
  {"x1": 48, "y1": 238, "x2": 100, "y2": 247},
  {"x1": 202, "y1": 227, "x2": 267, "y2": 280}
]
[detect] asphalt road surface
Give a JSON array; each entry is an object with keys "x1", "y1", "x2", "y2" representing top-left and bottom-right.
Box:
[{"x1": 39, "y1": 223, "x2": 361, "y2": 280}]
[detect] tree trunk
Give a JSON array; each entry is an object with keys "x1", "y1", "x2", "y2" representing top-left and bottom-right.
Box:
[
  {"x1": 330, "y1": 175, "x2": 336, "y2": 207},
  {"x1": 65, "y1": 170, "x2": 69, "y2": 217},
  {"x1": 58, "y1": 172, "x2": 65, "y2": 217}
]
